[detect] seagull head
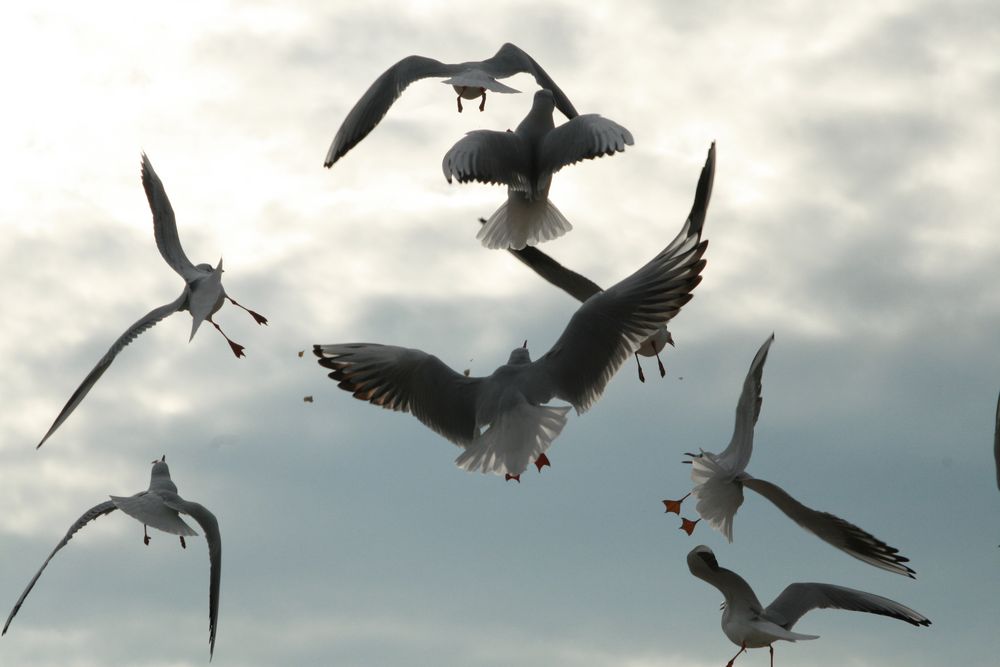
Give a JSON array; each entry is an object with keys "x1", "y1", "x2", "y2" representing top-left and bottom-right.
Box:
[
  {"x1": 150, "y1": 455, "x2": 172, "y2": 480},
  {"x1": 507, "y1": 342, "x2": 532, "y2": 365},
  {"x1": 687, "y1": 545, "x2": 722, "y2": 578}
]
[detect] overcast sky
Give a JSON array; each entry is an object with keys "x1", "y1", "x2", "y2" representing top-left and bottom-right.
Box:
[{"x1": 1, "y1": 1, "x2": 998, "y2": 665}]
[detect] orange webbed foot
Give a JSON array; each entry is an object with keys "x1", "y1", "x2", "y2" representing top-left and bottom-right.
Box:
[
  {"x1": 534, "y1": 453, "x2": 550, "y2": 472},
  {"x1": 505, "y1": 473, "x2": 521, "y2": 483},
  {"x1": 662, "y1": 493, "x2": 689, "y2": 515},
  {"x1": 680, "y1": 517, "x2": 700, "y2": 536}
]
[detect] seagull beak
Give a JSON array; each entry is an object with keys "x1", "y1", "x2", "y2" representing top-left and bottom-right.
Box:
[{"x1": 522, "y1": 340, "x2": 528, "y2": 349}]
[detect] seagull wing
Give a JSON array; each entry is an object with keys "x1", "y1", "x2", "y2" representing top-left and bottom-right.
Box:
[
  {"x1": 538, "y1": 114, "x2": 633, "y2": 175},
  {"x1": 163, "y1": 495, "x2": 222, "y2": 659},
  {"x1": 324, "y1": 55, "x2": 458, "y2": 167},
  {"x1": 994, "y1": 390, "x2": 1000, "y2": 490},
  {"x1": 37, "y1": 292, "x2": 188, "y2": 448},
  {"x1": 442, "y1": 130, "x2": 532, "y2": 193},
  {"x1": 743, "y1": 477, "x2": 916, "y2": 577},
  {"x1": 3, "y1": 501, "x2": 118, "y2": 634},
  {"x1": 110, "y1": 491, "x2": 198, "y2": 536},
  {"x1": 764, "y1": 582, "x2": 931, "y2": 630},
  {"x1": 480, "y1": 43, "x2": 578, "y2": 119},
  {"x1": 686, "y1": 142, "x2": 716, "y2": 238},
  {"x1": 714, "y1": 334, "x2": 774, "y2": 473},
  {"x1": 141, "y1": 153, "x2": 199, "y2": 282},
  {"x1": 314, "y1": 344, "x2": 484, "y2": 446},
  {"x1": 534, "y1": 218, "x2": 707, "y2": 413}
]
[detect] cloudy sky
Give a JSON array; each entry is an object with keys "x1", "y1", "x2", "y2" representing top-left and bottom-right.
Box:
[{"x1": 1, "y1": 1, "x2": 998, "y2": 665}]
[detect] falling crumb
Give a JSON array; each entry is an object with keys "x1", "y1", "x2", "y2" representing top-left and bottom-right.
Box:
[
  {"x1": 463, "y1": 369, "x2": 470, "y2": 377},
  {"x1": 297, "y1": 350, "x2": 305, "y2": 358},
  {"x1": 303, "y1": 396, "x2": 314, "y2": 403}
]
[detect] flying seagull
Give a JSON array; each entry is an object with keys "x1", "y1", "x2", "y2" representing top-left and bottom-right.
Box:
[
  {"x1": 3, "y1": 457, "x2": 221, "y2": 659},
  {"x1": 687, "y1": 545, "x2": 929, "y2": 667},
  {"x1": 315, "y1": 204, "x2": 708, "y2": 479},
  {"x1": 443, "y1": 88, "x2": 633, "y2": 249},
  {"x1": 324, "y1": 43, "x2": 577, "y2": 167},
  {"x1": 486, "y1": 142, "x2": 715, "y2": 380},
  {"x1": 664, "y1": 335, "x2": 916, "y2": 577},
  {"x1": 36, "y1": 153, "x2": 267, "y2": 448}
]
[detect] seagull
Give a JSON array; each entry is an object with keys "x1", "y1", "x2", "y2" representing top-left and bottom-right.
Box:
[
  {"x1": 324, "y1": 43, "x2": 578, "y2": 167},
  {"x1": 486, "y1": 142, "x2": 715, "y2": 380},
  {"x1": 664, "y1": 335, "x2": 916, "y2": 577},
  {"x1": 443, "y1": 88, "x2": 633, "y2": 249},
  {"x1": 314, "y1": 205, "x2": 708, "y2": 479},
  {"x1": 687, "y1": 545, "x2": 930, "y2": 667},
  {"x1": 3, "y1": 456, "x2": 221, "y2": 659},
  {"x1": 36, "y1": 154, "x2": 267, "y2": 448}
]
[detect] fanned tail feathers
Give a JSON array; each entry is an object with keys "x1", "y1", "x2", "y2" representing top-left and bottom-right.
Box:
[
  {"x1": 690, "y1": 454, "x2": 744, "y2": 542},
  {"x1": 477, "y1": 194, "x2": 572, "y2": 250},
  {"x1": 455, "y1": 401, "x2": 570, "y2": 476}
]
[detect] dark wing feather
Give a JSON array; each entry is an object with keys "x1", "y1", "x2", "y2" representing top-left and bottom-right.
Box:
[
  {"x1": 314, "y1": 344, "x2": 483, "y2": 446},
  {"x1": 37, "y1": 293, "x2": 187, "y2": 448},
  {"x1": 534, "y1": 220, "x2": 707, "y2": 413},
  {"x1": 3, "y1": 501, "x2": 118, "y2": 634},
  {"x1": 325, "y1": 55, "x2": 457, "y2": 167},
  {"x1": 442, "y1": 130, "x2": 532, "y2": 193},
  {"x1": 538, "y1": 114, "x2": 633, "y2": 175},
  {"x1": 164, "y1": 495, "x2": 221, "y2": 659},
  {"x1": 743, "y1": 477, "x2": 916, "y2": 578},
  {"x1": 480, "y1": 43, "x2": 578, "y2": 119},
  {"x1": 765, "y1": 582, "x2": 931, "y2": 630},
  {"x1": 141, "y1": 154, "x2": 198, "y2": 281}
]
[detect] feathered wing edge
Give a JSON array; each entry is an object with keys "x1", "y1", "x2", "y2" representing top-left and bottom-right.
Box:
[
  {"x1": 743, "y1": 477, "x2": 916, "y2": 578},
  {"x1": 765, "y1": 582, "x2": 931, "y2": 630},
  {"x1": 3, "y1": 501, "x2": 118, "y2": 634}
]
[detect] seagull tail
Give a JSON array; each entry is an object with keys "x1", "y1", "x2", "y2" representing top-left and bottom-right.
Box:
[
  {"x1": 689, "y1": 454, "x2": 745, "y2": 542},
  {"x1": 455, "y1": 400, "x2": 570, "y2": 476},
  {"x1": 477, "y1": 193, "x2": 572, "y2": 250}
]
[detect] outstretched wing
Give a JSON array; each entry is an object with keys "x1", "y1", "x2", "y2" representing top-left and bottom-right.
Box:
[
  {"x1": 538, "y1": 114, "x2": 633, "y2": 175},
  {"x1": 714, "y1": 334, "x2": 774, "y2": 473},
  {"x1": 442, "y1": 130, "x2": 532, "y2": 193},
  {"x1": 480, "y1": 43, "x2": 578, "y2": 119},
  {"x1": 3, "y1": 501, "x2": 118, "y2": 634},
  {"x1": 141, "y1": 153, "x2": 199, "y2": 281},
  {"x1": 314, "y1": 344, "x2": 484, "y2": 446},
  {"x1": 504, "y1": 238, "x2": 603, "y2": 303},
  {"x1": 765, "y1": 582, "x2": 931, "y2": 630},
  {"x1": 324, "y1": 55, "x2": 457, "y2": 167},
  {"x1": 37, "y1": 292, "x2": 187, "y2": 448},
  {"x1": 533, "y1": 219, "x2": 707, "y2": 413},
  {"x1": 164, "y1": 495, "x2": 222, "y2": 659},
  {"x1": 743, "y1": 477, "x2": 916, "y2": 578}
]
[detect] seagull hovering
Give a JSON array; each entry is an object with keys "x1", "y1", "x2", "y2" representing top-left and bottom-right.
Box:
[
  {"x1": 315, "y1": 204, "x2": 708, "y2": 479},
  {"x1": 486, "y1": 142, "x2": 715, "y2": 381},
  {"x1": 443, "y1": 88, "x2": 633, "y2": 250},
  {"x1": 664, "y1": 335, "x2": 916, "y2": 577},
  {"x1": 3, "y1": 457, "x2": 221, "y2": 659},
  {"x1": 324, "y1": 43, "x2": 578, "y2": 167},
  {"x1": 686, "y1": 545, "x2": 929, "y2": 667},
  {"x1": 35, "y1": 154, "x2": 267, "y2": 448}
]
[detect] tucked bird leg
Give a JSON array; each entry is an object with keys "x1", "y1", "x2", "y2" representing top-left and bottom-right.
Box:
[
  {"x1": 662, "y1": 493, "x2": 689, "y2": 515},
  {"x1": 456, "y1": 92, "x2": 463, "y2": 112},
  {"x1": 769, "y1": 644, "x2": 774, "y2": 667},
  {"x1": 179, "y1": 536, "x2": 187, "y2": 549},
  {"x1": 478, "y1": 87, "x2": 486, "y2": 111},
  {"x1": 143, "y1": 525, "x2": 151, "y2": 546},
  {"x1": 209, "y1": 317, "x2": 246, "y2": 358},
  {"x1": 635, "y1": 353, "x2": 646, "y2": 383},
  {"x1": 680, "y1": 517, "x2": 700, "y2": 535},
  {"x1": 726, "y1": 643, "x2": 747, "y2": 667},
  {"x1": 535, "y1": 453, "x2": 551, "y2": 472},
  {"x1": 227, "y1": 296, "x2": 268, "y2": 325}
]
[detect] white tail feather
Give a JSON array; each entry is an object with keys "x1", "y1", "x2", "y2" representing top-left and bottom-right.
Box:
[
  {"x1": 477, "y1": 193, "x2": 572, "y2": 250},
  {"x1": 690, "y1": 454, "x2": 744, "y2": 542},
  {"x1": 455, "y1": 402, "x2": 570, "y2": 475}
]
